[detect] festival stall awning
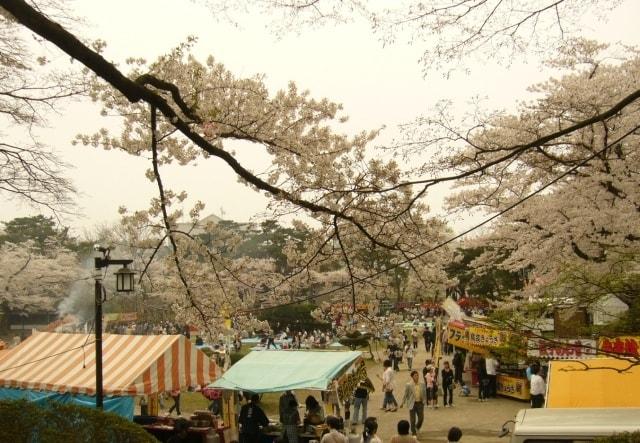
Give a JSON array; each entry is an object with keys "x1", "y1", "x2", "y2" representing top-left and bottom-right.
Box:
[
  {"x1": 546, "y1": 358, "x2": 640, "y2": 408},
  {"x1": 0, "y1": 332, "x2": 217, "y2": 396},
  {"x1": 210, "y1": 350, "x2": 362, "y2": 393}
]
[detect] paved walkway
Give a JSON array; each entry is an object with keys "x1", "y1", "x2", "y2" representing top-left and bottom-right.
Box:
[{"x1": 360, "y1": 344, "x2": 526, "y2": 442}]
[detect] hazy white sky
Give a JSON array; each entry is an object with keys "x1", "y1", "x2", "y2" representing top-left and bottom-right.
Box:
[{"x1": 3, "y1": 0, "x2": 640, "y2": 236}]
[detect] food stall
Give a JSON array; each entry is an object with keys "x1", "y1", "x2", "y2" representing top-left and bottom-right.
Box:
[
  {"x1": 446, "y1": 318, "x2": 531, "y2": 400},
  {"x1": 0, "y1": 331, "x2": 222, "y2": 442},
  {"x1": 209, "y1": 350, "x2": 367, "y2": 442}
]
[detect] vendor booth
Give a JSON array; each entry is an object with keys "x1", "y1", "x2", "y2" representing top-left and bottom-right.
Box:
[
  {"x1": 445, "y1": 318, "x2": 530, "y2": 399},
  {"x1": 546, "y1": 357, "x2": 640, "y2": 408},
  {"x1": 0, "y1": 332, "x2": 217, "y2": 421},
  {"x1": 210, "y1": 350, "x2": 367, "y2": 442}
]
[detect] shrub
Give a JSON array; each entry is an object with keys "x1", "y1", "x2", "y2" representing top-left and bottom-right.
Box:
[{"x1": 0, "y1": 400, "x2": 157, "y2": 443}]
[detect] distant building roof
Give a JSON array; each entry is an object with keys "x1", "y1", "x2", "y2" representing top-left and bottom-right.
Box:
[{"x1": 175, "y1": 213, "x2": 224, "y2": 236}]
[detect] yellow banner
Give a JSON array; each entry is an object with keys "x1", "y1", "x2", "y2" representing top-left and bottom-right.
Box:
[
  {"x1": 446, "y1": 323, "x2": 507, "y2": 354},
  {"x1": 598, "y1": 336, "x2": 640, "y2": 358},
  {"x1": 496, "y1": 374, "x2": 529, "y2": 400},
  {"x1": 467, "y1": 327, "x2": 506, "y2": 348}
]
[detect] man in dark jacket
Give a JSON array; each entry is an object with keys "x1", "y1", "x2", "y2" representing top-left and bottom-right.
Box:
[
  {"x1": 239, "y1": 394, "x2": 269, "y2": 443},
  {"x1": 452, "y1": 350, "x2": 465, "y2": 386}
]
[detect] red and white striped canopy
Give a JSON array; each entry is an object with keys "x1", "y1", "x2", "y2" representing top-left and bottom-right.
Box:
[{"x1": 0, "y1": 332, "x2": 217, "y2": 396}]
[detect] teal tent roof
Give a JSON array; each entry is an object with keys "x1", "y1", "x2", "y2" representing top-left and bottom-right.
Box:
[{"x1": 210, "y1": 350, "x2": 362, "y2": 393}]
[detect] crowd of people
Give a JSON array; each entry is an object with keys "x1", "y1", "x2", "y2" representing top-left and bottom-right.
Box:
[
  {"x1": 258, "y1": 327, "x2": 338, "y2": 350},
  {"x1": 147, "y1": 308, "x2": 546, "y2": 442},
  {"x1": 235, "y1": 386, "x2": 464, "y2": 443},
  {"x1": 104, "y1": 320, "x2": 191, "y2": 336},
  {"x1": 230, "y1": 318, "x2": 474, "y2": 442}
]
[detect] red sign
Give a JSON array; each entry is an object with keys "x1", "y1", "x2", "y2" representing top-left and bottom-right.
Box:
[
  {"x1": 527, "y1": 339, "x2": 596, "y2": 360},
  {"x1": 598, "y1": 336, "x2": 640, "y2": 357}
]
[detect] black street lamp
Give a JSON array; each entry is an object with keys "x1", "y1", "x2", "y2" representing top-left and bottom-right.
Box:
[{"x1": 93, "y1": 247, "x2": 135, "y2": 408}]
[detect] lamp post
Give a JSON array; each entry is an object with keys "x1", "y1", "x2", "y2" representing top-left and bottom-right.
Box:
[{"x1": 94, "y1": 247, "x2": 135, "y2": 408}]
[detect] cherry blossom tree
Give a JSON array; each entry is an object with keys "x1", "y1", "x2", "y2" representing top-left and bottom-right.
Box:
[
  {"x1": 416, "y1": 41, "x2": 640, "y2": 277},
  {"x1": 4, "y1": 0, "x2": 637, "y2": 340},
  {"x1": 418, "y1": 42, "x2": 640, "y2": 354},
  {"x1": 0, "y1": 241, "x2": 82, "y2": 325}
]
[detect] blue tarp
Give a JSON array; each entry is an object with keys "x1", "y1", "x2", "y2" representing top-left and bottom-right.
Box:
[
  {"x1": 0, "y1": 388, "x2": 134, "y2": 419},
  {"x1": 210, "y1": 350, "x2": 362, "y2": 392}
]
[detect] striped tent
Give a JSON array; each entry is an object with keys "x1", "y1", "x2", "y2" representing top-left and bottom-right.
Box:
[{"x1": 0, "y1": 332, "x2": 217, "y2": 396}]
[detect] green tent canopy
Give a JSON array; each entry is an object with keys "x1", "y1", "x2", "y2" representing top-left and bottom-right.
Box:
[{"x1": 210, "y1": 350, "x2": 362, "y2": 393}]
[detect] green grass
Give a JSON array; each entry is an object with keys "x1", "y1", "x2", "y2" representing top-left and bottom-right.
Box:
[{"x1": 159, "y1": 391, "x2": 210, "y2": 417}]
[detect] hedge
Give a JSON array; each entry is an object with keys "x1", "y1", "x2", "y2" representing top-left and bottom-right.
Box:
[{"x1": 0, "y1": 400, "x2": 158, "y2": 443}]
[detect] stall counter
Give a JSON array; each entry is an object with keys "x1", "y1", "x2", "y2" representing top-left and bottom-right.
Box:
[{"x1": 496, "y1": 372, "x2": 529, "y2": 400}]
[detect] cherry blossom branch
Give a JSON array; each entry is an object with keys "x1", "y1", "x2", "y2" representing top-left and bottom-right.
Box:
[
  {"x1": 333, "y1": 217, "x2": 357, "y2": 315},
  {"x1": 363, "y1": 86, "x2": 640, "y2": 196},
  {"x1": 247, "y1": 122, "x2": 638, "y2": 313},
  {"x1": 1, "y1": 0, "x2": 402, "y2": 251},
  {"x1": 558, "y1": 359, "x2": 640, "y2": 374},
  {"x1": 4, "y1": 253, "x2": 31, "y2": 293},
  {"x1": 149, "y1": 105, "x2": 213, "y2": 339},
  {"x1": 136, "y1": 233, "x2": 168, "y2": 285}
]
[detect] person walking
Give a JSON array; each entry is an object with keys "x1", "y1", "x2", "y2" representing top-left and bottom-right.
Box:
[
  {"x1": 381, "y1": 359, "x2": 398, "y2": 412},
  {"x1": 400, "y1": 370, "x2": 427, "y2": 436},
  {"x1": 405, "y1": 345, "x2": 414, "y2": 371},
  {"x1": 353, "y1": 381, "x2": 370, "y2": 425},
  {"x1": 411, "y1": 328, "x2": 418, "y2": 349},
  {"x1": 422, "y1": 327, "x2": 431, "y2": 353},
  {"x1": 429, "y1": 328, "x2": 436, "y2": 354},
  {"x1": 168, "y1": 388, "x2": 181, "y2": 416},
  {"x1": 424, "y1": 365, "x2": 438, "y2": 409},
  {"x1": 441, "y1": 361, "x2": 454, "y2": 407}
]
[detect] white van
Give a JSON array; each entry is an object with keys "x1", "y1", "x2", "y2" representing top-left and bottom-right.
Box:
[{"x1": 500, "y1": 408, "x2": 640, "y2": 442}]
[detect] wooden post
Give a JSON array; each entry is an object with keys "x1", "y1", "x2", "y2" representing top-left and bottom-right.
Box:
[{"x1": 149, "y1": 393, "x2": 159, "y2": 416}]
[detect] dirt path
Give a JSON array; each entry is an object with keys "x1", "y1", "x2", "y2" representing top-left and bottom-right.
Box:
[{"x1": 361, "y1": 344, "x2": 526, "y2": 442}]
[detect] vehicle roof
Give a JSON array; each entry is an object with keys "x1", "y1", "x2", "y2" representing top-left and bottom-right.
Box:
[{"x1": 515, "y1": 408, "x2": 640, "y2": 436}]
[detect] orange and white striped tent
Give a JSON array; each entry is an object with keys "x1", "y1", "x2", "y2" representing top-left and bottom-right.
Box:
[{"x1": 0, "y1": 332, "x2": 217, "y2": 396}]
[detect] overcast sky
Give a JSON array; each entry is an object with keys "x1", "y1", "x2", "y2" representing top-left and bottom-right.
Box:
[{"x1": 3, "y1": 0, "x2": 640, "y2": 236}]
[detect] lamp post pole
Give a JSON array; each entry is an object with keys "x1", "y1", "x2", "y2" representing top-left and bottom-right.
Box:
[
  {"x1": 93, "y1": 248, "x2": 135, "y2": 409},
  {"x1": 94, "y1": 269, "x2": 104, "y2": 409}
]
